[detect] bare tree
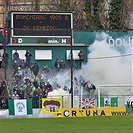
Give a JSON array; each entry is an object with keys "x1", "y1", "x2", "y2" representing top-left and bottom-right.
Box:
[{"x1": 0, "y1": 0, "x2": 132, "y2": 30}]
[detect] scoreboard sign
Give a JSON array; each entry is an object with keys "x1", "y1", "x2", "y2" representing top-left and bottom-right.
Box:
[
  {"x1": 11, "y1": 37, "x2": 71, "y2": 44},
  {"x1": 11, "y1": 12, "x2": 73, "y2": 37}
]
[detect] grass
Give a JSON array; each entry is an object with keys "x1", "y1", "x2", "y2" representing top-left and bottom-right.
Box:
[{"x1": 0, "y1": 116, "x2": 133, "y2": 133}]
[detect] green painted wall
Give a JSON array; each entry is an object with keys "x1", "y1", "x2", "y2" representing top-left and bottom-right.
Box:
[
  {"x1": 1, "y1": 31, "x2": 132, "y2": 69},
  {"x1": 3, "y1": 45, "x2": 88, "y2": 69},
  {"x1": 73, "y1": 31, "x2": 133, "y2": 45},
  {"x1": 74, "y1": 32, "x2": 96, "y2": 45}
]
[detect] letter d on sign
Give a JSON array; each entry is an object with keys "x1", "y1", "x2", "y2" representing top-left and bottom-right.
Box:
[{"x1": 18, "y1": 38, "x2": 23, "y2": 43}]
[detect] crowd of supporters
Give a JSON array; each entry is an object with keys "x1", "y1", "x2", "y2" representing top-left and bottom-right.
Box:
[
  {"x1": 0, "y1": 50, "x2": 72, "y2": 108},
  {"x1": 0, "y1": 50, "x2": 96, "y2": 109}
]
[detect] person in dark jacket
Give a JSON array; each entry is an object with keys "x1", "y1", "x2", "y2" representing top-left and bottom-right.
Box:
[
  {"x1": 13, "y1": 60, "x2": 19, "y2": 75},
  {"x1": 60, "y1": 60, "x2": 66, "y2": 71},
  {"x1": 83, "y1": 80, "x2": 96, "y2": 99},
  {"x1": 33, "y1": 63, "x2": 39, "y2": 76},
  {"x1": 2, "y1": 51, "x2": 9, "y2": 68},
  {"x1": 30, "y1": 62, "x2": 35, "y2": 74},
  {"x1": 1, "y1": 79, "x2": 8, "y2": 96},
  {"x1": 13, "y1": 50, "x2": 19, "y2": 61},
  {"x1": 46, "y1": 82, "x2": 53, "y2": 92},
  {"x1": 78, "y1": 50, "x2": 84, "y2": 68},
  {"x1": 26, "y1": 83, "x2": 32, "y2": 98},
  {"x1": 25, "y1": 50, "x2": 32, "y2": 68},
  {"x1": 54, "y1": 59, "x2": 61, "y2": 72}
]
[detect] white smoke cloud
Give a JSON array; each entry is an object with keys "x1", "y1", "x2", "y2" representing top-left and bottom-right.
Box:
[
  {"x1": 81, "y1": 32, "x2": 132, "y2": 95},
  {"x1": 83, "y1": 33, "x2": 132, "y2": 85},
  {"x1": 49, "y1": 32, "x2": 132, "y2": 97}
]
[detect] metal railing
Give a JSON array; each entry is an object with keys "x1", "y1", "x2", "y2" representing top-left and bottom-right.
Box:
[{"x1": 0, "y1": 94, "x2": 132, "y2": 110}]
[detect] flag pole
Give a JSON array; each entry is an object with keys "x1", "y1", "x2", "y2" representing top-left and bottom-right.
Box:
[
  {"x1": 70, "y1": 29, "x2": 73, "y2": 108},
  {"x1": 80, "y1": 86, "x2": 83, "y2": 116}
]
